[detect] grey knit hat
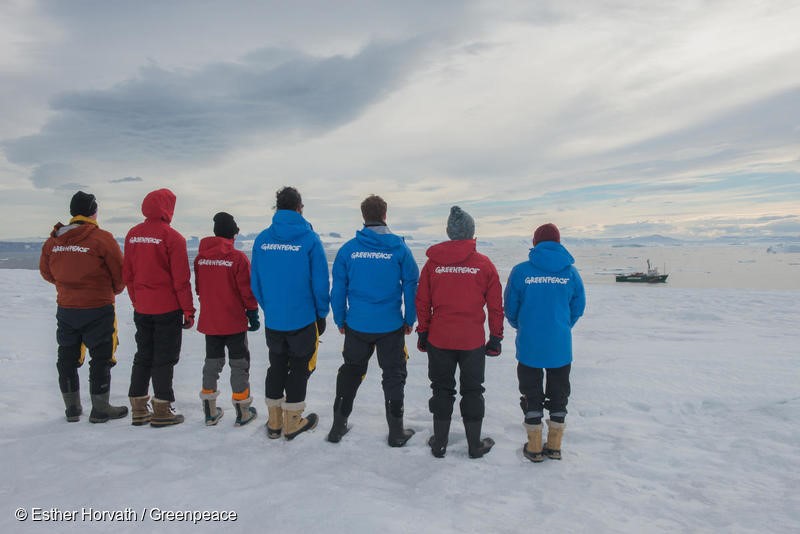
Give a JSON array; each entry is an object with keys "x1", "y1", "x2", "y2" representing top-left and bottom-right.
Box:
[{"x1": 446, "y1": 206, "x2": 475, "y2": 240}]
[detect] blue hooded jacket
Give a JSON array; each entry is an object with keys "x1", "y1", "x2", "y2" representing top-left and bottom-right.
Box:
[
  {"x1": 331, "y1": 226, "x2": 419, "y2": 333},
  {"x1": 504, "y1": 241, "x2": 586, "y2": 368},
  {"x1": 251, "y1": 210, "x2": 330, "y2": 331}
]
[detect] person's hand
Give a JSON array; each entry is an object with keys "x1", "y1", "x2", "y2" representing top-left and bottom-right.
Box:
[
  {"x1": 316, "y1": 316, "x2": 327, "y2": 336},
  {"x1": 182, "y1": 311, "x2": 195, "y2": 330},
  {"x1": 403, "y1": 324, "x2": 413, "y2": 335},
  {"x1": 246, "y1": 309, "x2": 260, "y2": 332},
  {"x1": 485, "y1": 335, "x2": 502, "y2": 357},
  {"x1": 417, "y1": 331, "x2": 428, "y2": 352}
]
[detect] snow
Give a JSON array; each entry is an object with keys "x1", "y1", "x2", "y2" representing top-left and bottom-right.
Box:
[{"x1": 1, "y1": 269, "x2": 799, "y2": 533}]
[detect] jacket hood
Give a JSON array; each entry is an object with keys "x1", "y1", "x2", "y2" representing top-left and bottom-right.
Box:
[
  {"x1": 528, "y1": 241, "x2": 574, "y2": 272},
  {"x1": 355, "y1": 227, "x2": 405, "y2": 251},
  {"x1": 426, "y1": 239, "x2": 476, "y2": 265},
  {"x1": 268, "y1": 210, "x2": 313, "y2": 242},
  {"x1": 199, "y1": 236, "x2": 235, "y2": 256},
  {"x1": 141, "y1": 189, "x2": 176, "y2": 223},
  {"x1": 50, "y1": 217, "x2": 98, "y2": 242}
]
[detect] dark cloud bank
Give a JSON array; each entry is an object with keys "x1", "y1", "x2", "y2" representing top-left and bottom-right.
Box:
[{"x1": 3, "y1": 39, "x2": 426, "y2": 188}]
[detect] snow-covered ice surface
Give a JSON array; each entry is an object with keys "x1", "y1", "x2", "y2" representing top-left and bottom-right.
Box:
[{"x1": 1, "y1": 269, "x2": 798, "y2": 533}]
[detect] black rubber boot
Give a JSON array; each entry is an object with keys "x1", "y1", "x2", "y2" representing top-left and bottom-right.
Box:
[
  {"x1": 62, "y1": 391, "x2": 82, "y2": 422},
  {"x1": 464, "y1": 419, "x2": 495, "y2": 458},
  {"x1": 327, "y1": 397, "x2": 351, "y2": 443},
  {"x1": 428, "y1": 418, "x2": 450, "y2": 458},
  {"x1": 386, "y1": 400, "x2": 414, "y2": 447},
  {"x1": 89, "y1": 393, "x2": 129, "y2": 423}
]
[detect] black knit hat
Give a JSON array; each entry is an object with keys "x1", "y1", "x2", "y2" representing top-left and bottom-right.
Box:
[
  {"x1": 446, "y1": 206, "x2": 475, "y2": 240},
  {"x1": 213, "y1": 212, "x2": 239, "y2": 239},
  {"x1": 70, "y1": 191, "x2": 97, "y2": 217}
]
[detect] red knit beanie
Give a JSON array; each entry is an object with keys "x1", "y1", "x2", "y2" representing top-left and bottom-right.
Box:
[{"x1": 533, "y1": 223, "x2": 560, "y2": 245}]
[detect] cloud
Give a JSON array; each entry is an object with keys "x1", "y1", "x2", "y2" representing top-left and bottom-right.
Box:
[
  {"x1": 109, "y1": 176, "x2": 143, "y2": 183},
  {"x1": 3, "y1": 39, "x2": 428, "y2": 188}
]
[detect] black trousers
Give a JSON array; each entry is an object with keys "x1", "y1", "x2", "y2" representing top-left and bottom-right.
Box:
[
  {"x1": 203, "y1": 332, "x2": 251, "y2": 398},
  {"x1": 128, "y1": 310, "x2": 183, "y2": 402},
  {"x1": 55, "y1": 305, "x2": 117, "y2": 395},
  {"x1": 334, "y1": 327, "x2": 408, "y2": 416},
  {"x1": 264, "y1": 322, "x2": 318, "y2": 404},
  {"x1": 427, "y1": 344, "x2": 486, "y2": 422},
  {"x1": 517, "y1": 362, "x2": 571, "y2": 424}
]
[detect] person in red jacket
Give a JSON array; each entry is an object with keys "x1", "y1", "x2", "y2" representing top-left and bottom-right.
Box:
[
  {"x1": 195, "y1": 212, "x2": 260, "y2": 427},
  {"x1": 416, "y1": 206, "x2": 504, "y2": 459},
  {"x1": 123, "y1": 188, "x2": 195, "y2": 427},
  {"x1": 39, "y1": 191, "x2": 128, "y2": 423}
]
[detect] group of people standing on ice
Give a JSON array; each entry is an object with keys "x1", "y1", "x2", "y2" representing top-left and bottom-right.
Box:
[{"x1": 39, "y1": 186, "x2": 585, "y2": 462}]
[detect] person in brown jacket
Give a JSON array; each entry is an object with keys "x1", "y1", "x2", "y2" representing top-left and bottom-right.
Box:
[{"x1": 39, "y1": 191, "x2": 128, "y2": 423}]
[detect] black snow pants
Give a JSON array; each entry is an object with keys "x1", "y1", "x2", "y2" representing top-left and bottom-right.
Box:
[
  {"x1": 264, "y1": 322, "x2": 318, "y2": 404},
  {"x1": 128, "y1": 309, "x2": 183, "y2": 402},
  {"x1": 427, "y1": 344, "x2": 486, "y2": 422},
  {"x1": 517, "y1": 362, "x2": 571, "y2": 424},
  {"x1": 56, "y1": 305, "x2": 117, "y2": 395},
  {"x1": 334, "y1": 326, "x2": 408, "y2": 417}
]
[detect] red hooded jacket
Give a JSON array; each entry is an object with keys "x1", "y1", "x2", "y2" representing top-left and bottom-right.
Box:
[
  {"x1": 416, "y1": 239, "x2": 504, "y2": 350},
  {"x1": 122, "y1": 189, "x2": 195, "y2": 316},
  {"x1": 194, "y1": 236, "x2": 258, "y2": 335}
]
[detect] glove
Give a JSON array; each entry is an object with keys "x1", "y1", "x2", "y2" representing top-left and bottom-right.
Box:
[
  {"x1": 316, "y1": 316, "x2": 327, "y2": 336},
  {"x1": 246, "y1": 309, "x2": 260, "y2": 332},
  {"x1": 417, "y1": 331, "x2": 428, "y2": 353},
  {"x1": 182, "y1": 311, "x2": 195, "y2": 330},
  {"x1": 485, "y1": 335, "x2": 502, "y2": 357}
]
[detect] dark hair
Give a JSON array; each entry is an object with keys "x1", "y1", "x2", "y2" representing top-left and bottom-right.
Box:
[
  {"x1": 360, "y1": 195, "x2": 387, "y2": 223},
  {"x1": 275, "y1": 186, "x2": 303, "y2": 211}
]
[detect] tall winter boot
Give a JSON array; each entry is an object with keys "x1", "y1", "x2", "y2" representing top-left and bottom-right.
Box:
[
  {"x1": 233, "y1": 397, "x2": 257, "y2": 426},
  {"x1": 543, "y1": 420, "x2": 566, "y2": 460},
  {"x1": 265, "y1": 397, "x2": 284, "y2": 439},
  {"x1": 89, "y1": 393, "x2": 129, "y2": 423},
  {"x1": 129, "y1": 395, "x2": 152, "y2": 426},
  {"x1": 62, "y1": 391, "x2": 83, "y2": 422},
  {"x1": 386, "y1": 400, "x2": 415, "y2": 447},
  {"x1": 326, "y1": 396, "x2": 351, "y2": 443},
  {"x1": 428, "y1": 418, "x2": 451, "y2": 458},
  {"x1": 150, "y1": 398, "x2": 185, "y2": 427},
  {"x1": 522, "y1": 423, "x2": 544, "y2": 463},
  {"x1": 464, "y1": 419, "x2": 495, "y2": 459},
  {"x1": 282, "y1": 401, "x2": 318, "y2": 440},
  {"x1": 200, "y1": 390, "x2": 223, "y2": 426}
]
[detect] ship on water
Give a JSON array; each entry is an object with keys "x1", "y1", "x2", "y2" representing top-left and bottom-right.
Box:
[{"x1": 616, "y1": 259, "x2": 668, "y2": 283}]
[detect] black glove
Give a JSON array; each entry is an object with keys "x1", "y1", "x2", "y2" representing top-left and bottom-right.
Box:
[
  {"x1": 316, "y1": 316, "x2": 327, "y2": 336},
  {"x1": 246, "y1": 309, "x2": 260, "y2": 332},
  {"x1": 182, "y1": 311, "x2": 195, "y2": 330},
  {"x1": 417, "y1": 331, "x2": 428, "y2": 352},
  {"x1": 485, "y1": 335, "x2": 502, "y2": 357}
]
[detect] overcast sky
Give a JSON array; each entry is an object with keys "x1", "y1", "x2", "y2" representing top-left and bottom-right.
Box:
[{"x1": 1, "y1": 0, "x2": 799, "y2": 241}]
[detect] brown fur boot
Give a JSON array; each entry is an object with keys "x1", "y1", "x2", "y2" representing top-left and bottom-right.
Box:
[
  {"x1": 522, "y1": 423, "x2": 544, "y2": 462},
  {"x1": 233, "y1": 397, "x2": 257, "y2": 426},
  {"x1": 543, "y1": 420, "x2": 565, "y2": 460},
  {"x1": 150, "y1": 398, "x2": 185, "y2": 427},
  {"x1": 129, "y1": 395, "x2": 152, "y2": 426},
  {"x1": 266, "y1": 397, "x2": 284, "y2": 438},
  {"x1": 282, "y1": 401, "x2": 318, "y2": 440},
  {"x1": 200, "y1": 390, "x2": 223, "y2": 426}
]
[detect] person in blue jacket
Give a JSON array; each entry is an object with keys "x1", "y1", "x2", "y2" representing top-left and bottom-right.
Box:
[
  {"x1": 251, "y1": 186, "x2": 330, "y2": 441},
  {"x1": 504, "y1": 223, "x2": 585, "y2": 462},
  {"x1": 326, "y1": 195, "x2": 419, "y2": 447}
]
